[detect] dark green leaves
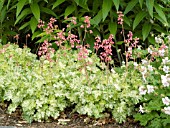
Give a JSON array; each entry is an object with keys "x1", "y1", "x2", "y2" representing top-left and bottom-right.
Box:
[
  {"x1": 40, "y1": 7, "x2": 58, "y2": 18},
  {"x1": 124, "y1": 0, "x2": 138, "y2": 14},
  {"x1": 64, "y1": 5, "x2": 76, "y2": 18},
  {"x1": 109, "y1": 22, "x2": 117, "y2": 38},
  {"x1": 91, "y1": 10, "x2": 102, "y2": 25},
  {"x1": 74, "y1": 0, "x2": 89, "y2": 10},
  {"x1": 30, "y1": 17, "x2": 38, "y2": 33},
  {"x1": 139, "y1": 0, "x2": 143, "y2": 9},
  {"x1": 112, "y1": 0, "x2": 120, "y2": 11},
  {"x1": 15, "y1": 8, "x2": 32, "y2": 25},
  {"x1": 16, "y1": 0, "x2": 27, "y2": 17},
  {"x1": 102, "y1": 0, "x2": 112, "y2": 21},
  {"x1": 146, "y1": 0, "x2": 154, "y2": 18},
  {"x1": 52, "y1": 0, "x2": 65, "y2": 9},
  {"x1": 154, "y1": 3, "x2": 168, "y2": 25},
  {"x1": 133, "y1": 11, "x2": 147, "y2": 30},
  {"x1": 30, "y1": 3, "x2": 40, "y2": 21},
  {"x1": 142, "y1": 23, "x2": 152, "y2": 41}
]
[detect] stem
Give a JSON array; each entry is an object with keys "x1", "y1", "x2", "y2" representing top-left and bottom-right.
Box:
[
  {"x1": 73, "y1": 0, "x2": 82, "y2": 42},
  {"x1": 115, "y1": 43, "x2": 122, "y2": 66}
]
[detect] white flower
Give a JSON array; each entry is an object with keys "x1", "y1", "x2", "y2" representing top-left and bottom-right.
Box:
[
  {"x1": 111, "y1": 68, "x2": 116, "y2": 73},
  {"x1": 155, "y1": 37, "x2": 163, "y2": 43},
  {"x1": 159, "y1": 49, "x2": 165, "y2": 56},
  {"x1": 148, "y1": 65, "x2": 153, "y2": 71},
  {"x1": 161, "y1": 75, "x2": 169, "y2": 87},
  {"x1": 163, "y1": 65, "x2": 169, "y2": 73},
  {"x1": 139, "y1": 105, "x2": 145, "y2": 113},
  {"x1": 148, "y1": 47, "x2": 153, "y2": 54},
  {"x1": 163, "y1": 106, "x2": 170, "y2": 115},
  {"x1": 142, "y1": 59, "x2": 148, "y2": 65},
  {"x1": 141, "y1": 66, "x2": 147, "y2": 75},
  {"x1": 139, "y1": 86, "x2": 147, "y2": 95},
  {"x1": 162, "y1": 57, "x2": 170, "y2": 65},
  {"x1": 167, "y1": 35, "x2": 170, "y2": 42},
  {"x1": 162, "y1": 97, "x2": 170, "y2": 106},
  {"x1": 147, "y1": 85, "x2": 154, "y2": 93},
  {"x1": 133, "y1": 62, "x2": 138, "y2": 67}
]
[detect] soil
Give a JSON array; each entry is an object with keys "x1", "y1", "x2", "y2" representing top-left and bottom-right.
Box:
[{"x1": 0, "y1": 104, "x2": 144, "y2": 128}]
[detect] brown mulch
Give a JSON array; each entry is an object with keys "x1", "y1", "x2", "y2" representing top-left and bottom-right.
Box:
[{"x1": 0, "y1": 104, "x2": 143, "y2": 128}]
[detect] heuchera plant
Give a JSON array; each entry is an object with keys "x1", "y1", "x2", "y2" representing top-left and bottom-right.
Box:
[
  {"x1": 0, "y1": 14, "x2": 144, "y2": 124},
  {"x1": 134, "y1": 34, "x2": 170, "y2": 128}
]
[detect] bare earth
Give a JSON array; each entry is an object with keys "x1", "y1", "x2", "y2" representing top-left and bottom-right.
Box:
[{"x1": 0, "y1": 104, "x2": 143, "y2": 128}]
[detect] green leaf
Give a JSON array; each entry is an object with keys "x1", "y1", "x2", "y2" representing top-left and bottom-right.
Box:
[
  {"x1": 112, "y1": 0, "x2": 120, "y2": 11},
  {"x1": 30, "y1": 17, "x2": 38, "y2": 33},
  {"x1": 29, "y1": 0, "x2": 32, "y2": 4},
  {"x1": 92, "y1": 0, "x2": 101, "y2": 13},
  {"x1": 44, "y1": 0, "x2": 48, "y2": 3},
  {"x1": 116, "y1": 41, "x2": 124, "y2": 45},
  {"x1": 64, "y1": 5, "x2": 75, "y2": 18},
  {"x1": 102, "y1": 0, "x2": 112, "y2": 21},
  {"x1": 37, "y1": 35, "x2": 50, "y2": 43},
  {"x1": 0, "y1": 5, "x2": 6, "y2": 23},
  {"x1": 109, "y1": 22, "x2": 117, "y2": 38},
  {"x1": 7, "y1": 0, "x2": 11, "y2": 10},
  {"x1": 16, "y1": 0, "x2": 27, "y2": 17},
  {"x1": 147, "y1": 98, "x2": 163, "y2": 111},
  {"x1": 146, "y1": 0, "x2": 154, "y2": 18},
  {"x1": 19, "y1": 22, "x2": 30, "y2": 30},
  {"x1": 40, "y1": 7, "x2": 58, "y2": 18},
  {"x1": 153, "y1": 23, "x2": 167, "y2": 34},
  {"x1": 123, "y1": 16, "x2": 131, "y2": 26},
  {"x1": 134, "y1": 112, "x2": 159, "y2": 126},
  {"x1": 0, "y1": 0, "x2": 4, "y2": 11},
  {"x1": 162, "y1": 116, "x2": 170, "y2": 127},
  {"x1": 74, "y1": 0, "x2": 89, "y2": 10},
  {"x1": 52, "y1": 0, "x2": 65, "y2": 9},
  {"x1": 15, "y1": 8, "x2": 32, "y2": 25},
  {"x1": 30, "y1": 3, "x2": 40, "y2": 21},
  {"x1": 32, "y1": 31, "x2": 42, "y2": 40},
  {"x1": 133, "y1": 11, "x2": 147, "y2": 30},
  {"x1": 91, "y1": 10, "x2": 102, "y2": 25},
  {"x1": 139, "y1": 0, "x2": 143, "y2": 9},
  {"x1": 154, "y1": 14, "x2": 168, "y2": 27},
  {"x1": 142, "y1": 23, "x2": 152, "y2": 41},
  {"x1": 154, "y1": 3, "x2": 168, "y2": 25},
  {"x1": 148, "y1": 36, "x2": 156, "y2": 45},
  {"x1": 124, "y1": 0, "x2": 138, "y2": 14}
]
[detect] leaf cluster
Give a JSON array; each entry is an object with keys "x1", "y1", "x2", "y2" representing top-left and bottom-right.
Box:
[{"x1": 1, "y1": 0, "x2": 170, "y2": 48}]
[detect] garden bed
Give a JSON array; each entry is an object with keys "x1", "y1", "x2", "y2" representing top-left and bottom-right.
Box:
[{"x1": 0, "y1": 104, "x2": 143, "y2": 128}]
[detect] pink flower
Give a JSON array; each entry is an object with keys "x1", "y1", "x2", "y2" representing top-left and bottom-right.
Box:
[
  {"x1": 84, "y1": 16, "x2": 91, "y2": 28},
  {"x1": 117, "y1": 11, "x2": 124, "y2": 25},
  {"x1": 94, "y1": 34, "x2": 114, "y2": 62},
  {"x1": 77, "y1": 45, "x2": 89, "y2": 60},
  {"x1": 89, "y1": 30, "x2": 93, "y2": 34}
]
